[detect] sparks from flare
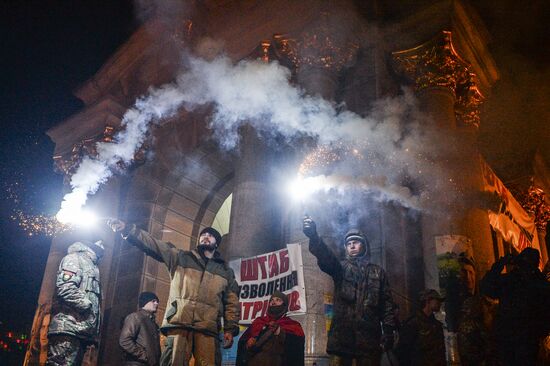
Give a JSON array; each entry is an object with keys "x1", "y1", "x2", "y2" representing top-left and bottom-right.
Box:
[
  {"x1": 11, "y1": 210, "x2": 71, "y2": 237},
  {"x1": 299, "y1": 142, "x2": 365, "y2": 177},
  {"x1": 289, "y1": 143, "x2": 367, "y2": 203}
]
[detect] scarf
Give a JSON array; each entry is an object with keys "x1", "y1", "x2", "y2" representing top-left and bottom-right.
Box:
[{"x1": 246, "y1": 314, "x2": 304, "y2": 339}]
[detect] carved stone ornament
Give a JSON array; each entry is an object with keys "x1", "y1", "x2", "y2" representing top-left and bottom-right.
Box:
[
  {"x1": 391, "y1": 31, "x2": 484, "y2": 128},
  {"x1": 171, "y1": 19, "x2": 194, "y2": 47},
  {"x1": 513, "y1": 184, "x2": 550, "y2": 231},
  {"x1": 273, "y1": 11, "x2": 360, "y2": 72},
  {"x1": 247, "y1": 39, "x2": 280, "y2": 64},
  {"x1": 54, "y1": 125, "x2": 148, "y2": 181}
]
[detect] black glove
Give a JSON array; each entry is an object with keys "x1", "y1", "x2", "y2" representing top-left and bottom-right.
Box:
[{"x1": 302, "y1": 216, "x2": 318, "y2": 239}]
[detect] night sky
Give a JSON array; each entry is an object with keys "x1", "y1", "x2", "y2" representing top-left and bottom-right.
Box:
[
  {"x1": 0, "y1": 0, "x2": 135, "y2": 336},
  {"x1": 0, "y1": 0, "x2": 548, "y2": 354}
]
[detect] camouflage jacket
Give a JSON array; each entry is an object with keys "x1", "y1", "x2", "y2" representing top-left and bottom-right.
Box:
[
  {"x1": 308, "y1": 237, "x2": 396, "y2": 356},
  {"x1": 124, "y1": 226, "x2": 240, "y2": 337},
  {"x1": 457, "y1": 294, "x2": 491, "y2": 365},
  {"x1": 395, "y1": 310, "x2": 446, "y2": 366},
  {"x1": 48, "y1": 242, "x2": 101, "y2": 342}
]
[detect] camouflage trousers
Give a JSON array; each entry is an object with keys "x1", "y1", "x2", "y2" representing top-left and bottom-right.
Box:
[
  {"x1": 46, "y1": 335, "x2": 85, "y2": 366},
  {"x1": 160, "y1": 329, "x2": 221, "y2": 366},
  {"x1": 329, "y1": 353, "x2": 380, "y2": 366}
]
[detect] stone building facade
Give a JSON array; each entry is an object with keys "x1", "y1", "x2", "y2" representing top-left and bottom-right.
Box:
[{"x1": 25, "y1": 1, "x2": 549, "y2": 365}]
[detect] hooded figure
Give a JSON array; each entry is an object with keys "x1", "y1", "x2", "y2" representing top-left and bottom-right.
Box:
[
  {"x1": 47, "y1": 240, "x2": 104, "y2": 366},
  {"x1": 303, "y1": 217, "x2": 396, "y2": 366},
  {"x1": 236, "y1": 291, "x2": 305, "y2": 366}
]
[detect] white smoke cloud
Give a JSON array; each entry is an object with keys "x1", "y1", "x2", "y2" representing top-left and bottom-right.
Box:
[
  {"x1": 288, "y1": 175, "x2": 420, "y2": 209},
  {"x1": 56, "y1": 54, "x2": 459, "y2": 224}
]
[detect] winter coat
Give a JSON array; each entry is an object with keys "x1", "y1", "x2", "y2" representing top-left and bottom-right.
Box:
[
  {"x1": 481, "y1": 262, "x2": 550, "y2": 365},
  {"x1": 308, "y1": 237, "x2": 396, "y2": 356},
  {"x1": 48, "y1": 242, "x2": 101, "y2": 343},
  {"x1": 119, "y1": 309, "x2": 161, "y2": 366},
  {"x1": 236, "y1": 315, "x2": 305, "y2": 366},
  {"x1": 480, "y1": 263, "x2": 550, "y2": 343},
  {"x1": 124, "y1": 226, "x2": 240, "y2": 337},
  {"x1": 395, "y1": 310, "x2": 446, "y2": 366}
]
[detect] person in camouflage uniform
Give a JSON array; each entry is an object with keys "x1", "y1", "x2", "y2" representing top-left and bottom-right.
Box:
[
  {"x1": 302, "y1": 216, "x2": 396, "y2": 366},
  {"x1": 456, "y1": 255, "x2": 495, "y2": 366},
  {"x1": 395, "y1": 289, "x2": 446, "y2": 366},
  {"x1": 481, "y1": 247, "x2": 550, "y2": 366},
  {"x1": 47, "y1": 240, "x2": 104, "y2": 366}
]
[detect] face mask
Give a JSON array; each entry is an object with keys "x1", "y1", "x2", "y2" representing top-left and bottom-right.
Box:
[{"x1": 267, "y1": 304, "x2": 287, "y2": 319}]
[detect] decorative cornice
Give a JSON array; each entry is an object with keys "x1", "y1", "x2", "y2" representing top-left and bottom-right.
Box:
[
  {"x1": 511, "y1": 184, "x2": 550, "y2": 231},
  {"x1": 247, "y1": 39, "x2": 278, "y2": 63},
  {"x1": 171, "y1": 19, "x2": 195, "y2": 47},
  {"x1": 454, "y1": 80, "x2": 484, "y2": 128},
  {"x1": 53, "y1": 125, "x2": 147, "y2": 180},
  {"x1": 391, "y1": 31, "x2": 484, "y2": 128},
  {"x1": 273, "y1": 12, "x2": 359, "y2": 73}
]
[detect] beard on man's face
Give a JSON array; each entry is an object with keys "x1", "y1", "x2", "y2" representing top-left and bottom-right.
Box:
[{"x1": 198, "y1": 242, "x2": 217, "y2": 252}]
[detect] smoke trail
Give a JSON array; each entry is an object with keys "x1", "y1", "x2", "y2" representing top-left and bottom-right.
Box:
[
  {"x1": 56, "y1": 83, "x2": 187, "y2": 223},
  {"x1": 56, "y1": 54, "x2": 457, "y2": 223},
  {"x1": 288, "y1": 175, "x2": 420, "y2": 209}
]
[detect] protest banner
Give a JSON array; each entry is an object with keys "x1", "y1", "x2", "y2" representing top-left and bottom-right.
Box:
[{"x1": 229, "y1": 243, "x2": 307, "y2": 324}]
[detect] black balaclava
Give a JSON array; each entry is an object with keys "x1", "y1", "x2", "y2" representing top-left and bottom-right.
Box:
[{"x1": 267, "y1": 290, "x2": 289, "y2": 319}]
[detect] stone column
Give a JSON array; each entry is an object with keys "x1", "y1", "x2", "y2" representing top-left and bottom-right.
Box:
[
  {"x1": 225, "y1": 124, "x2": 283, "y2": 260},
  {"x1": 274, "y1": 25, "x2": 359, "y2": 363},
  {"x1": 392, "y1": 30, "x2": 493, "y2": 282},
  {"x1": 392, "y1": 31, "x2": 494, "y2": 365},
  {"x1": 515, "y1": 185, "x2": 550, "y2": 264},
  {"x1": 293, "y1": 65, "x2": 340, "y2": 366}
]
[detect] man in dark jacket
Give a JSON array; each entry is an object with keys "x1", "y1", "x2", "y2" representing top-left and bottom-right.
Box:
[
  {"x1": 302, "y1": 217, "x2": 396, "y2": 366},
  {"x1": 236, "y1": 290, "x2": 305, "y2": 366},
  {"x1": 395, "y1": 289, "x2": 446, "y2": 366},
  {"x1": 120, "y1": 292, "x2": 162, "y2": 366},
  {"x1": 108, "y1": 219, "x2": 240, "y2": 366},
  {"x1": 480, "y1": 247, "x2": 550, "y2": 366},
  {"x1": 47, "y1": 240, "x2": 104, "y2": 366}
]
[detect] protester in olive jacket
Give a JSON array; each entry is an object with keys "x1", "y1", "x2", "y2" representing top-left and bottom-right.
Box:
[
  {"x1": 236, "y1": 290, "x2": 305, "y2": 366},
  {"x1": 47, "y1": 240, "x2": 104, "y2": 366},
  {"x1": 120, "y1": 292, "x2": 161, "y2": 366},
  {"x1": 108, "y1": 219, "x2": 240, "y2": 366},
  {"x1": 395, "y1": 289, "x2": 446, "y2": 366},
  {"x1": 302, "y1": 217, "x2": 396, "y2": 366}
]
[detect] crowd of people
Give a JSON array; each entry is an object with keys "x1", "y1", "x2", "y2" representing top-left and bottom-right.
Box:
[{"x1": 43, "y1": 216, "x2": 550, "y2": 366}]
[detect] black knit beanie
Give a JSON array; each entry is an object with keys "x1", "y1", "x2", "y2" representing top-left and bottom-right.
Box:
[
  {"x1": 199, "y1": 227, "x2": 222, "y2": 246},
  {"x1": 138, "y1": 292, "x2": 159, "y2": 308}
]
